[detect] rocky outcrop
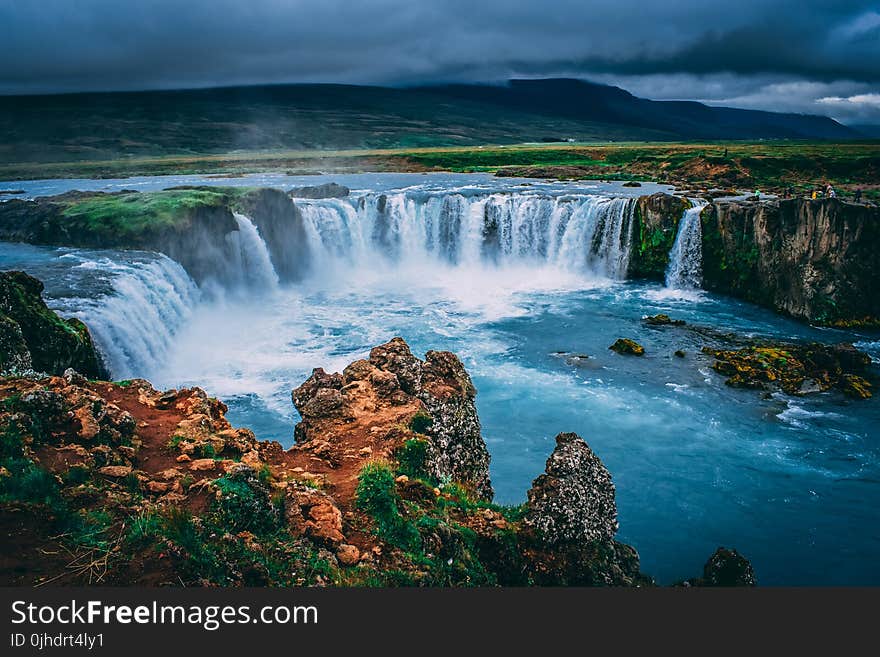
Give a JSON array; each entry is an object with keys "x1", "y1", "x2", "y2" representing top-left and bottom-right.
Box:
[
  {"x1": 288, "y1": 182, "x2": 349, "y2": 199},
  {"x1": 685, "y1": 547, "x2": 756, "y2": 587},
  {"x1": 525, "y1": 432, "x2": 617, "y2": 544},
  {"x1": 0, "y1": 329, "x2": 750, "y2": 587},
  {"x1": 703, "y1": 341, "x2": 873, "y2": 398},
  {"x1": 609, "y1": 338, "x2": 645, "y2": 356},
  {"x1": 628, "y1": 193, "x2": 689, "y2": 279},
  {"x1": 292, "y1": 337, "x2": 492, "y2": 500},
  {"x1": 625, "y1": 193, "x2": 879, "y2": 325},
  {"x1": 518, "y1": 432, "x2": 650, "y2": 586},
  {"x1": 701, "y1": 198, "x2": 880, "y2": 325},
  {"x1": 0, "y1": 271, "x2": 107, "y2": 378},
  {"x1": 643, "y1": 314, "x2": 686, "y2": 326}
]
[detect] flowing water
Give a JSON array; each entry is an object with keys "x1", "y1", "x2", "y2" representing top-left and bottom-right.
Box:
[
  {"x1": 665, "y1": 198, "x2": 708, "y2": 290},
  {"x1": 229, "y1": 212, "x2": 281, "y2": 291},
  {"x1": 1, "y1": 173, "x2": 879, "y2": 585}
]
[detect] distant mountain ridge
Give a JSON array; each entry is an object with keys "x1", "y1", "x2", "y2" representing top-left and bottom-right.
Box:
[
  {"x1": 0, "y1": 78, "x2": 858, "y2": 164},
  {"x1": 422, "y1": 79, "x2": 856, "y2": 140}
]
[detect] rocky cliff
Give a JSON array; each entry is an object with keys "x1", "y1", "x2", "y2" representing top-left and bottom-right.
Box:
[
  {"x1": 236, "y1": 188, "x2": 311, "y2": 283},
  {"x1": 0, "y1": 187, "x2": 329, "y2": 287},
  {"x1": 0, "y1": 271, "x2": 106, "y2": 378},
  {"x1": 701, "y1": 198, "x2": 880, "y2": 326},
  {"x1": 627, "y1": 193, "x2": 880, "y2": 325}
]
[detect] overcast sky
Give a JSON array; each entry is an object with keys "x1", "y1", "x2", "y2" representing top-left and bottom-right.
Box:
[{"x1": 1, "y1": 0, "x2": 879, "y2": 124}]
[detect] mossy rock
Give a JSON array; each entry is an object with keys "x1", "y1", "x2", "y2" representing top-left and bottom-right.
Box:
[
  {"x1": 643, "y1": 314, "x2": 686, "y2": 326},
  {"x1": 0, "y1": 271, "x2": 107, "y2": 378},
  {"x1": 840, "y1": 374, "x2": 873, "y2": 399},
  {"x1": 609, "y1": 338, "x2": 645, "y2": 356}
]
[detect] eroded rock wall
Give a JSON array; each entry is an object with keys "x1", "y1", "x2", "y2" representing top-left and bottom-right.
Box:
[{"x1": 701, "y1": 198, "x2": 880, "y2": 325}]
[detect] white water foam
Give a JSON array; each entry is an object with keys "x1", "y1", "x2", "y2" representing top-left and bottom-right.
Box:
[
  {"x1": 66, "y1": 254, "x2": 201, "y2": 379},
  {"x1": 295, "y1": 192, "x2": 636, "y2": 279},
  {"x1": 228, "y1": 212, "x2": 280, "y2": 291}
]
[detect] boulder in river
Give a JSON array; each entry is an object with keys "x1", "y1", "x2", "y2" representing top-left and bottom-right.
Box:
[
  {"x1": 609, "y1": 338, "x2": 646, "y2": 356},
  {"x1": 288, "y1": 182, "x2": 350, "y2": 199}
]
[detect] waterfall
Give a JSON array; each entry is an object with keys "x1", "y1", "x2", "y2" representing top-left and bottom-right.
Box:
[
  {"x1": 665, "y1": 198, "x2": 708, "y2": 289},
  {"x1": 67, "y1": 255, "x2": 201, "y2": 379},
  {"x1": 292, "y1": 193, "x2": 636, "y2": 279},
  {"x1": 228, "y1": 213, "x2": 280, "y2": 290},
  {"x1": 39, "y1": 191, "x2": 641, "y2": 379}
]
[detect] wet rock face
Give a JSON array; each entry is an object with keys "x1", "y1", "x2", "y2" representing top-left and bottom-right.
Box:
[
  {"x1": 525, "y1": 432, "x2": 618, "y2": 545},
  {"x1": 292, "y1": 337, "x2": 492, "y2": 500},
  {"x1": 0, "y1": 271, "x2": 107, "y2": 379},
  {"x1": 701, "y1": 198, "x2": 880, "y2": 325},
  {"x1": 628, "y1": 193, "x2": 690, "y2": 280},
  {"x1": 704, "y1": 341, "x2": 874, "y2": 399},
  {"x1": 238, "y1": 188, "x2": 311, "y2": 283}
]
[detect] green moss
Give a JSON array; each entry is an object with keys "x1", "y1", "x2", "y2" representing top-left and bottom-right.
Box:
[
  {"x1": 609, "y1": 338, "x2": 646, "y2": 356},
  {"x1": 61, "y1": 189, "x2": 237, "y2": 238},
  {"x1": 395, "y1": 438, "x2": 429, "y2": 479},
  {"x1": 62, "y1": 465, "x2": 91, "y2": 486},
  {"x1": 408, "y1": 410, "x2": 433, "y2": 434}
]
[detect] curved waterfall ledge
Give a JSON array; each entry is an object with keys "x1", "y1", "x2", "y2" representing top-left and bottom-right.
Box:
[{"x1": 0, "y1": 186, "x2": 878, "y2": 330}]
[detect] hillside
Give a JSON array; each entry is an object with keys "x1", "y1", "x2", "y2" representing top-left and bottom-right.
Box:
[{"x1": 0, "y1": 79, "x2": 857, "y2": 165}]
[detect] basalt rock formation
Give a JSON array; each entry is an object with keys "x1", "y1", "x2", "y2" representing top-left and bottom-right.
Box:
[
  {"x1": 629, "y1": 193, "x2": 880, "y2": 325},
  {"x1": 288, "y1": 182, "x2": 350, "y2": 199},
  {"x1": 701, "y1": 197, "x2": 880, "y2": 326},
  {"x1": 683, "y1": 547, "x2": 757, "y2": 587},
  {"x1": 236, "y1": 187, "x2": 311, "y2": 283},
  {"x1": 0, "y1": 271, "x2": 106, "y2": 379}
]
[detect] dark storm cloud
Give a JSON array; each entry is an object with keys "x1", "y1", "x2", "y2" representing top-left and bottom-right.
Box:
[{"x1": 1, "y1": 0, "x2": 878, "y2": 121}]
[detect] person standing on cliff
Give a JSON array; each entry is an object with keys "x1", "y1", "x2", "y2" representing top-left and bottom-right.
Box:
[{"x1": 854, "y1": 189, "x2": 862, "y2": 203}]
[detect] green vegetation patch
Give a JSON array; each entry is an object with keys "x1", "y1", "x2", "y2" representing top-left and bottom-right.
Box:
[
  {"x1": 60, "y1": 188, "x2": 244, "y2": 240},
  {"x1": 356, "y1": 460, "x2": 420, "y2": 550}
]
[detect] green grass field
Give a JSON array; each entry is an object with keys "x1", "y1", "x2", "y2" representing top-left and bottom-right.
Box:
[{"x1": 1, "y1": 141, "x2": 878, "y2": 198}]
